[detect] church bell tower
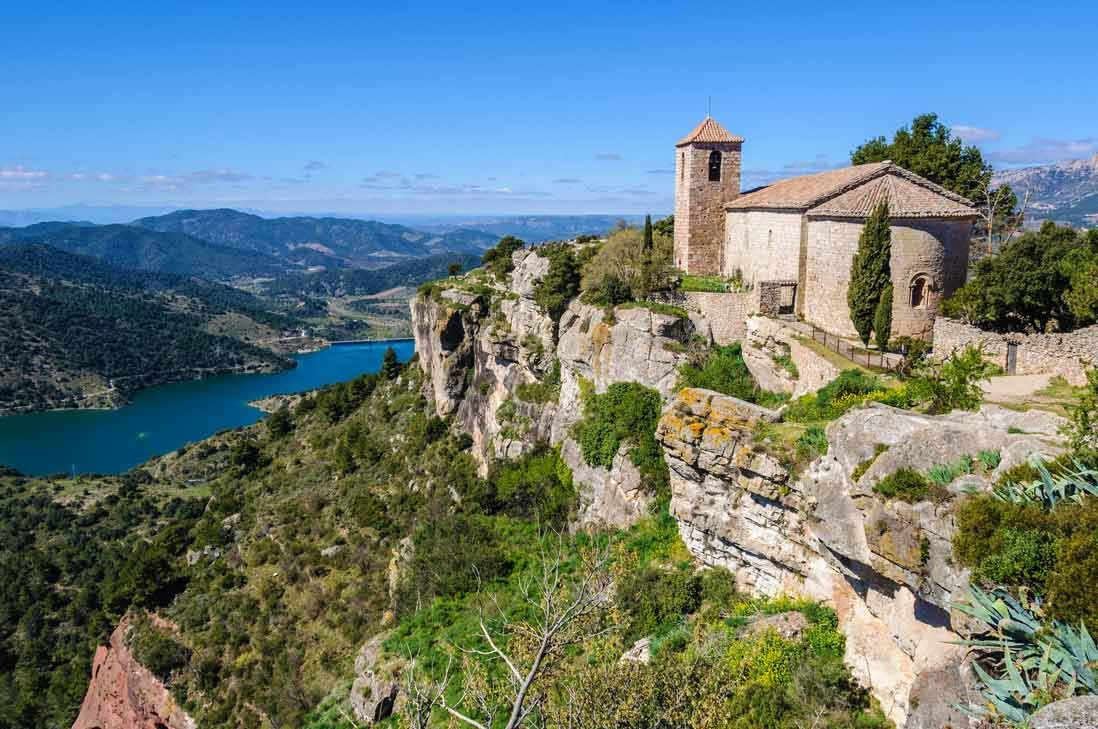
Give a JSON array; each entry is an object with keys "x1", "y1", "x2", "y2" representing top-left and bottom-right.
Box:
[{"x1": 674, "y1": 117, "x2": 743, "y2": 275}]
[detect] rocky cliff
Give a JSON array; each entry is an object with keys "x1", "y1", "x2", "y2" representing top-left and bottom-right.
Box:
[
  {"x1": 410, "y1": 245, "x2": 1071, "y2": 727},
  {"x1": 657, "y1": 391, "x2": 1064, "y2": 727},
  {"x1": 71, "y1": 616, "x2": 196, "y2": 729},
  {"x1": 412, "y1": 248, "x2": 703, "y2": 523}
]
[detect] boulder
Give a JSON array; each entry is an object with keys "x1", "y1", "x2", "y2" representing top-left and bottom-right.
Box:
[{"x1": 1029, "y1": 696, "x2": 1098, "y2": 729}]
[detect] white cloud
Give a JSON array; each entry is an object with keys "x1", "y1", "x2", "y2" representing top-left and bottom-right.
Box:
[
  {"x1": 0, "y1": 165, "x2": 48, "y2": 180},
  {"x1": 952, "y1": 125, "x2": 1002, "y2": 144},
  {"x1": 989, "y1": 137, "x2": 1098, "y2": 165}
]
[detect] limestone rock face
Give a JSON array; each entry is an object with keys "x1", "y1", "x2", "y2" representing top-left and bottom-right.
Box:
[
  {"x1": 71, "y1": 617, "x2": 196, "y2": 729},
  {"x1": 1029, "y1": 696, "x2": 1098, "y2": 729},
  {"x1": 411, "y1": 246, "x2": 691, "y2": 518},
  {"x1": 656, "y1": 391, "x2": 1067, "y2": 727},
  {"x1": 349, "y1": 633, "x2": 405, "y2": 725}
]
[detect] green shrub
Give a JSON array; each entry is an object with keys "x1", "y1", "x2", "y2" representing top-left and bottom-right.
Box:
[
  {"x1": 954, "y1": 493, "x2": 1098, "y2": 630},
  {"x1": 872, "y1": 468, "x2": 950, "y2": 503},
  {"x1": 907, "y1": 344, "x2": 997, "y2": 413},
  {"x1": 481, "y1": 235, "x2": 526, "y2": 279},
  {"x1": 677, "y1": 342, "x2": 786, "y2": 407},
  {"x1": 851, "y1": 444, "x2": 888, "y2": 481},
  {"x1": 795, "y1": 426, "x2": 828, "y2": 463},
  {"x1": 679, "y1": 274, "x2": 728, "y2": 293},
  {"x1": 514, "y1": 360, "x2": 561, "y2": 404},
  {"x1": 131, "y1": 622, "x2": 192, "y2": 683},
  {"x1": 481, "y1": 447, "x2": 576, "y2": 527},
  {"x1": 575, "y1": 381, "x2": 668, "y2": 496},
  {"x1": 532, "y1": 243, "x2": 581, "y2": 324},
  {"x1": 783, "y1": 370, "x2": 884, "y2": 423},
  {"x1": 616, "y1": 566, "x2": 702, "y2": 640}
]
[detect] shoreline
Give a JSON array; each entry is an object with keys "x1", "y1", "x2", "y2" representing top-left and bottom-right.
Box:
[{"x1": 0, "y1": 337, "x2": 416, "y2": 418}]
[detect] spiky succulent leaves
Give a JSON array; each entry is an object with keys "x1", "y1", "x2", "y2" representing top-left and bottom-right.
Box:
[
  {"x1": 848, "y1": 201, "x2": 892, "y2": 345},
  {"x1": 953, "y1": 586, "x2": 1098, "y2": 723},
  {"x1": 993, "y1": 459, "x2": 1098, "y2": 507}
]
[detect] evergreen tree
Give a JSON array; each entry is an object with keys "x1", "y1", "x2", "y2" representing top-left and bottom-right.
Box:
[
  {"x1": 847, "y1": 201, "x2": 892, "y2": 345},
  {"x1": 642, "y1": 214, "x2": 653, "y2": 252},
  {"x1": 380, "y1": 347, "x2": 401, "y2": 380},
  {"x1": 873, "y1": 284, "x2": 893, "y2": 351}
]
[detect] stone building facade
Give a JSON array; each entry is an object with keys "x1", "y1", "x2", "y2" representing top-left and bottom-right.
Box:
[
  {"x1": 673, "y1": 118, "x2": 978, "y2": 340},
  {"x1": 673, "y1": 117, "x2": 743, "y2": 275}
]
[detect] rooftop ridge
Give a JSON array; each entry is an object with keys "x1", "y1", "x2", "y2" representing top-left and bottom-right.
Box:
[{"x1": 676, "y1": 116, "x2": 744, "y2": 146}]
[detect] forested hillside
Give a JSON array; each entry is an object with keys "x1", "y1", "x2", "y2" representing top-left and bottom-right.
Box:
[
  {"x1": 0, "y1": 223, "x2": 291, "y2": 278},
  {"x1": 133, "y1": 209, "x2": 499, "y2": 268},
  {"x1": 0, "y1": 244, "x2": 298, "y2": 412},
  {"x1": 263, "y1": 252, "x2": 482, "y2": 297},
  {"x1": 0, "y1": 361, "x2": 890, "y2": 729}
]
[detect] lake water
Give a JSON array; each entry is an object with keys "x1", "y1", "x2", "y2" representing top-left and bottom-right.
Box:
[{"x1": 0, "y1": 339, "x2": 415, "y2": 476}]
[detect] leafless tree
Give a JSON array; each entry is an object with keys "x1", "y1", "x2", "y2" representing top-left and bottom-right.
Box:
[
  {"x1": 399, "y1": 531, "x2": 616, "y2": 729},
  {"x1": 977, "y1": 185, "x2": 1031, "y2": 257}
]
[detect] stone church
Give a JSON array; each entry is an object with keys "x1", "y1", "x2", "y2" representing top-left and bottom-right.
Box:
[{"x1": 673, "y1": 116, "x2": 977, "y2": 339}]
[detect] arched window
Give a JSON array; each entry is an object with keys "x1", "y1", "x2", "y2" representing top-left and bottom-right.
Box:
[
  {"x1": 708, "y1": 151, "x2": 722, "y2": 181},
  {"x1": 910, "y1": 275, "x2": 930, "y2": 308}
]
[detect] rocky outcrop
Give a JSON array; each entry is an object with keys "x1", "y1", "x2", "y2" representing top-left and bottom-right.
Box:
[
  {"x1": 1029, "y1": 696, "x2": 1098, "y2": 729},
  {"x1": 349, "y1": 633, "x2": 404, "y2": 725},
  {"x1": 412, "y1": 247, "x2": 695, "y2": 524},
  {"x1": 656, "y1": 391, "x2": 1067, "y2": 727},
  {"x1": 71, "y1": 616, "x2": 195, "y2": 729}
]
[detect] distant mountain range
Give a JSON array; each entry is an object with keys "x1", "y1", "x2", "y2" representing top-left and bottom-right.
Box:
[
  {"x1": 412, "y1": 214, "x2": 646, "y2": 242},
  {"x1": 993, "y1": 154, "x2": 1098, "y2": 227},
  {"x1": 132, "y1": 209, "x2": 500, "y2": 268},
  {"x1": 0, "y1": 223, "x2": 290, "y2": 278}
]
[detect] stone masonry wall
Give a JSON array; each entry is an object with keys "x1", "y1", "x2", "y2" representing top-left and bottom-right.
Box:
[
  {"x1": 675, "y1": 142, "x2": 742, "y2": 275},
  {"x1": 803, "y1": 217, "x2": 971, "y2": 340},
  {"x1": 933, "y1": 317, "x2": 1098, "y2": 385},
  {"x1": 723, "y1": 209, "x2": 802, "y2": 283},
  {"x1": 678, "y1": 290, "x2": 758, "y2": 345}
]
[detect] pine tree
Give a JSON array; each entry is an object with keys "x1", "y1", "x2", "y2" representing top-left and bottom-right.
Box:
[
  {"x1": 847, "y1": 201, "x2": 892, "y2": 344},
  {"x1": 380, "y1": 346, "x2": 401, "y2": 380},
  {"x1": 873, "y1": 283, "x2": 893, "y2": 351}
]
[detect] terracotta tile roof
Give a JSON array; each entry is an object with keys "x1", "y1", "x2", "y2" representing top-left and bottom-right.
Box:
[
  {"x1": 725, "y1": 161, "x2": 977, "y2": 219},
  {"x1": 676, "y1": 116, "x2": 744, "y2": 146}
]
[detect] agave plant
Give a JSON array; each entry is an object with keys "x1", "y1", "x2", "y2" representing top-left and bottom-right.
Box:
[
  {"x1": 952, "y1": 586, "x2": 1098, "y2": 724},
  {"x1": 993, "y1": 459, "x2": 1098, "y2": 508}
]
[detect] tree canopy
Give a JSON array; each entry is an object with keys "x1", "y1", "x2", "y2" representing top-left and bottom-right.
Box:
[
  {"x1": 851, "y1": 113, "x2": 1019, "y2": 240},
  {"x1": 943, "y1": 222, "x2": 1098, "y2": 332},
  {"x1": 851, "y1": 113, "x2": 990, "y2": 201}
]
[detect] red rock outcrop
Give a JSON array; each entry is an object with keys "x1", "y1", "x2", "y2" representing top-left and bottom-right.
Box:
[{"x1": 71, "y1": 616, "x2": 195, "y2": 729}]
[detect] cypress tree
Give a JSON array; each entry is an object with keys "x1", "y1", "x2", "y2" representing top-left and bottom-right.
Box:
[
  {"x1": 380, "y1": 347, "x2": 401, "y2": 380},
  {"x1": 642, "y1": 214, "x2": 653, "y2": 252},
  {"x1": 873, "y1": 284, "x2": 893, "y2": 351},
  {"x1": 847, "y1": 201, "x2": 892, "y2": 344}
]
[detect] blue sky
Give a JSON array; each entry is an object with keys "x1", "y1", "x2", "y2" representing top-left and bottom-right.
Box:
[{"x1": 2, "y1": 0, "x2": 1096, "y2": 217}]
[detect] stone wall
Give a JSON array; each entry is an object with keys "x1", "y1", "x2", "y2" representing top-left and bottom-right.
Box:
[
  {"x1": 679, "y1": 290, "x2": 757, "y2": 344},
  {"x1": 933, "y1": 317, "x2": 1098, "y2": 385},
  {"x1": 723, "y1": 209, "x2": 802, "y2": 283},
  {"x1": 674, "y1": 141, "x2": 742, "y2": 275},
  {"x1": 803, "y1": 217, "x2": 971, "y2": 340}
]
